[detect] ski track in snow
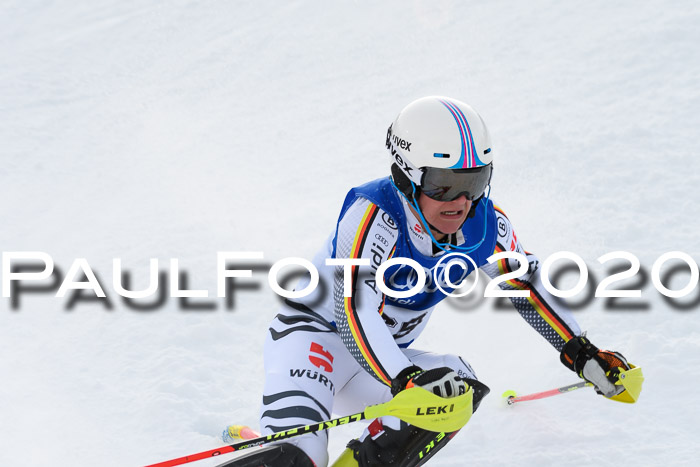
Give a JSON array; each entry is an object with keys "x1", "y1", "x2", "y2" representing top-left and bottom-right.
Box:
[{"x1": 1, "y1": 1, "x2": 699, "y2": 466}]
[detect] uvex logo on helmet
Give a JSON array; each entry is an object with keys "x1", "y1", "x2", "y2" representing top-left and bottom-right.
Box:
[
  {"x1": 387, "y1": 124, "x2": 415, "y2": 177},
  {"x1": 392, "y1": 135, "x2": 412, "y2": 151},
  {"x1": 386, "y1": 124, "x2": 412, "y2": 151},
  {"x1": 393, "y1": 151, "x2": 414, "y2": 177}
]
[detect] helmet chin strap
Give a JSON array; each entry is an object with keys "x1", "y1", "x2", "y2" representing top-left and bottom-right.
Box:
[
  {"x1": 425, "y1": 220, "x2": 447, "y2": 237},
  {"x1": 389, "y1": 177, "x2": 491, "y2": 254}
]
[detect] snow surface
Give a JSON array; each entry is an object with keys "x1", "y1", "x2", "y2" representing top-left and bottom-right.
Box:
[{"x1": 1, "y1": 1, "x2": 699, "y2": 466}]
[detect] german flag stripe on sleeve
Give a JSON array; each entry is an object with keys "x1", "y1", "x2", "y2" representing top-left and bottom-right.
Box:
[
  {"x1": 343, "y1": 203, "x2": 392, "y2": 386},
  {"x1": 493, "y1": 204, "x2": 508, "y2": 219},
  {"x1": 495, "y1": 249, "x2": 575, "y2": 342},
  {"x1": 376, "y1": 244, "x2": 396, "y2": 317}
]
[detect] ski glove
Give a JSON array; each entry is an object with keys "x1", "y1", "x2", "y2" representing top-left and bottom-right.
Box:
[
  {"x1": 560, "y1": 335, "x2": 630, "y2": 398},
  {"x1": 391, "y1": 365, "x2": 466, "y2": 398}
]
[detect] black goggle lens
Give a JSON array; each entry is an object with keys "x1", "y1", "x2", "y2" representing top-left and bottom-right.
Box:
[{"x1": 421, "y1": 165, "x2": 492, "y2": 202}]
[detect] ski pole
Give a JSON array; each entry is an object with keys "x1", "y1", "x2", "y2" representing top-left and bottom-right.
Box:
[
  {"x1": 502, "y1": 381, "x2": 593, "y2": 405},
  {"x1": 145, "y1": 413, "x2": 369, "y2": 467},
  {"x1": 503, "y1": 366, "x2": 644, "y2": 406},
  {"x1": 144, "y1": 385, "x2": 473, "y2": 467}
]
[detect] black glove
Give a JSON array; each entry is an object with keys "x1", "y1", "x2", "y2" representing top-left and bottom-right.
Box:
[
  {"x1": 561, "y1": 335, "x2": 630, "y2": 398},
  {"x1": 391, "y1": 365, "x2": 465, "y2": 398},
  {"x1": 347, "y1": 424, "x2": 419, "y2": 466}
]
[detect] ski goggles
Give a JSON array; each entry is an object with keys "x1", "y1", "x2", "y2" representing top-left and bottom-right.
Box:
[{"x1": 420, "y1": 164, "x2": 493, "y2": 202}]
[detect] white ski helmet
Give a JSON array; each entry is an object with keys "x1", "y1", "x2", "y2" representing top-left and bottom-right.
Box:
[{"x1": 387, "y1": 96, "x2": 493, "y2": 202}]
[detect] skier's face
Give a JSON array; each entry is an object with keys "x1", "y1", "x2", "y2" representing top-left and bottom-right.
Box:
[{"x1": 417, "y1": 193, "x2": 472, "y2": 240}]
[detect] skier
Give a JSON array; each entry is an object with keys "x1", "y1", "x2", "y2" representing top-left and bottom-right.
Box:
[{"x1": 221, "y1": 96, "x2": 638, "y2": 466}]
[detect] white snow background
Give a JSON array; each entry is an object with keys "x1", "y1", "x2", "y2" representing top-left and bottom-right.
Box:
[{"x1": 1, "y1": 1, "x2": 699, "y2": 466}]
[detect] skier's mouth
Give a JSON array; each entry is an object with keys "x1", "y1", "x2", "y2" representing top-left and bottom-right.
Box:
[{"x1": 440, "y1": 210, "x2": 464, "y2": 219}]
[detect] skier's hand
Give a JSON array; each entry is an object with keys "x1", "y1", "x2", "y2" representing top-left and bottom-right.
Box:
[
  {"x1": 391, "y1": 365, "x2": 465, "y2": 398},
  {"x1": 561, "y1": 336, "x2": 631, "y2": 398}
]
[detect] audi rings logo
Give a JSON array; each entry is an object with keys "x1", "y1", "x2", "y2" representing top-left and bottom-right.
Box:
[
  {"x1": 382, "y1": 212, "x2": 398, "y2": 230},
  {"x1": 385, "y1": 253, "x2": 478, "y2": 297}
]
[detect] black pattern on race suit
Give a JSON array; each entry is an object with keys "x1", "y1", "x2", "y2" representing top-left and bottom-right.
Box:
[
  {"x1": 268, "y1": 309, "x2": 337, "y2": 341},
  {"x1": 480, "y1": 205, "x2": 581, "y2": 351}
]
